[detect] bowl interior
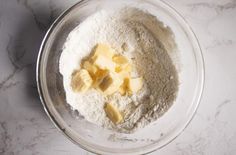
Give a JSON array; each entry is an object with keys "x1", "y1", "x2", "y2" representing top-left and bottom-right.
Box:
[{"x1": 37, "y1": 0, "x2": 204, "y2": 154}]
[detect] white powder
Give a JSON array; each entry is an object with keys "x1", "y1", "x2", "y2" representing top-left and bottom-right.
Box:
[{"x1": 59, "y1": 8, "x2": 179, "y2": 133}]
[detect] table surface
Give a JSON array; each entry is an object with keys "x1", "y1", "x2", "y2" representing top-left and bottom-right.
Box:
[{"x1": 0, "y1": 0, "x2": 236, "y2": 155}]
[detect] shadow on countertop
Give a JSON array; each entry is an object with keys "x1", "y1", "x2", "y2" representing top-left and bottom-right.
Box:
[
  {"x1": 4, "y1": 0, "x2": 63, "y2": 113},
  {"x1": 0, "y1": 1, "x2": 88, "y2": 155}
]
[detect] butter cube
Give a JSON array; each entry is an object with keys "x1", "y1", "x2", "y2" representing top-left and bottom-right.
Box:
[
  {"x1": 83, "y1": 61, "x2": 97, "y2": 76},
  {"x1": 104, "y1": 103, "x2": 123, "y2": 124},
  {"x1": 124, "y1": 64, "x2": 132, "y2": 72},
  {"x1": 119, "y1": 78, "x2": 129, "y2": 95},
  {"x1": 92, "y1": 44, "x2": 115, "y2": 59},
  {"x1": 113, "y1": 55, "x2": 132, "y2": 79},
  {"x1": 98, "y1": 72, "x2": 123, "y2": 95},
  {"x1": 127, "y1": 77, "x2": 143, "y2": 93},
  {"x1": 93, "y1": 69, "x2": 109, "y2": 87},
  {"x1": 113, "y1": 55, "x2": 131, "y2": 71},
  {"x1": 115, "y1": 64, "x2": 132, "y2": 73},
  {"x1": 71, "y1": 69, "x2": 93, "y2": 92},
  {"x1": 116, "y1": 64, "x2": 132, "y2": 79},
  {"x1": 113, "y1": 55, "x2": 129, "y2": 65},
  {"x1": 119, "y1": 82, "x2": 127, "y2": 96},
  {"x1": 93, "y1": 55, "x2": 116, "y2": 71}
]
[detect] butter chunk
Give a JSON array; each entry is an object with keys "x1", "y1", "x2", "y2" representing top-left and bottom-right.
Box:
[
  {"x1": 104, "y1": 103, "x2": 123, "y2": 124},
  {"x1": 92, "y1": 44, "x2": 115, "y2": 59},
  {"x1": 93, "y1": 55, "x2": 116, "y2": 71},
  {"x1": 119, "y1": 82, "x2": 127, "y2": 96},
  {"x1": 93, "y1": 69, "x2": 109, "y2": 87},
  {"x1": 98, "y1": 72, "x2": 123, "y2": 95},
  {"x1": 119, "y1": 78, "x2": 129, "y2": 95},
  {"x1": 71, "y1": 69, "x2": 93, "y2": 92},
  {"x1": 83, "y1": 61, "x2": 97, "y2": 76},
  {"x1": 113, "y1": 55, "x2": 131, "y2": 71},
  {"x1": 127, "y1": 77, "x2": 143, "y2": 93},
  {"x1": 117, "y1": 64, "x2": 132, "y2": 79},
  {"x1": 113, "y1": 55, "x2": 129, "y2": 65}
]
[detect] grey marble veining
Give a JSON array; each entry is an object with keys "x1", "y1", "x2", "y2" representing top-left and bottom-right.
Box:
[
  {"x1": 0, "y1": 0, "x2": 236, "y2": 155},
  {"x1": 187, "y1": 0, "x2": 236, "y2": 13}
]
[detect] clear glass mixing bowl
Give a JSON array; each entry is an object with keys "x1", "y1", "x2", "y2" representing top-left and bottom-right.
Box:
[{"x1": 36, "y1": 0, "x2": 204, "y2": 154}]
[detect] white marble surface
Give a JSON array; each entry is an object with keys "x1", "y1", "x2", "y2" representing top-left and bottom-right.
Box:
[{"x1": 0, "y1": 0, "x2": 236, "y2": 154}]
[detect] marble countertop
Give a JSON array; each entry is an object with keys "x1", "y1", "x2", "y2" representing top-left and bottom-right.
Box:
[{"x1": 0, "y1": 0, "x2": 236, "y2": 154}]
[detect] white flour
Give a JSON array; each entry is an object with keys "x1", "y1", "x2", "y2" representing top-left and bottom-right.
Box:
[{"x1": 59, "y1": 8, "x2": 179, "y2": 133}]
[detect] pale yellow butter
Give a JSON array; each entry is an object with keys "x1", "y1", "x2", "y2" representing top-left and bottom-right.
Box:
[
  {"x1": 113, "y1": 55, "x2": 129, "y2": 65},
  {"x1": 93, "y1": 55, "x2": 116, "y2": 71},
  {"x1": 116, "y1": 64, "x2": 132, "y2": 79},
  {"x1": 92, "y1": 43, "x2": 115, "y2": 59},
  {"x1": 71, "y1": 69, "x2": 93, "y2": 92},
  {"x1": 127, "y1": 77, "x2": 143, "y2": 93},
  {"x1": 93, "y1": 69, "x2": 109, "y2": 87},
  {"x1": 104, "y1": 103, "x2": 123, "y2": 124},
  {"x1": 72, "y1": 44, "x2": 143, "y2": 97},
  {"x1": 119, "y1": 82, "x2": 127, "y2": 96},
  {"x1": 83, "y1": 61, "x2": 98, "y2": 77},
  {"x1": 98, "y1": 72, "x2": 123, "y2": 95}
]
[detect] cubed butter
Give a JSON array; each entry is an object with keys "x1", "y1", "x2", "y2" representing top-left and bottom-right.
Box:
[
  {"x1": 71, "y1": 43, "x2": 143, "y2": 97},
  {"x1": 119, "y1": 81, "x2": 127, "y2": 96},
  {"x1": 93, "y1": 69, "x2": 109, "y2": 87},
  {"x1": 104, "y1": 103, "x2": 123, "y2": 124},
  {"x1": 113, "y1": 55, "x2": 131, "y2": 72},
  {"x1": 83, "y1": 61, "x2": 97, "y2": 76},
  {"x1": 71, "y1": 69, "x2": 93, "y2": 92},
  {"x1": 127, "y1": 77, "x2": 143, "y2": 93},
  {"x1": 98, "y1": 72, "x2": 123, "y2": 95},
  {"x1": 116, "y1": 64, "x2": 132, "y2": 79},
  {"x1": 92, "y1": 55, "x2": 116, "y2": 71},
  {"x1": 113, "y1": 55, "x2": 129, "y2": 65},
  {"x1": 124, "y1": 64, "x2": 132, "y2": 73},
  {"x1": 92, "y1": 44, "x2": 115, "y2": 59}
]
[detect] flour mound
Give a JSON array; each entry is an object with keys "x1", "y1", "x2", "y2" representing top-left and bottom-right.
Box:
[{"x1": 59, "y1": 7, "x2": 179, "y2": 133}]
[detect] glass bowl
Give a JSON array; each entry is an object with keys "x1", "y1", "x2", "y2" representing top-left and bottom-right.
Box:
[{"x1": 36, "y1": 0, "x2": 204, "y2": 154}]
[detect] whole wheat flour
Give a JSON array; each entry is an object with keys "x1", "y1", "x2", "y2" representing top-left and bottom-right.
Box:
[{"x1": 59, "y1": 7, "x2": 179, "y2": 133}]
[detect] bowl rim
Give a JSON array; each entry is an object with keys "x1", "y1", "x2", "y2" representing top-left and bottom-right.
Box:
[{"x1": 36, "y1": 0, "x2": 205, "y2": 154}]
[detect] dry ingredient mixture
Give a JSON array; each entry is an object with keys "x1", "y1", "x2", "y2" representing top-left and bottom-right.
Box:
[{"x1": 59, "y1": 8, "x2": 179, "y2": 133}]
